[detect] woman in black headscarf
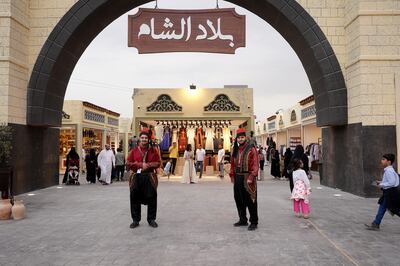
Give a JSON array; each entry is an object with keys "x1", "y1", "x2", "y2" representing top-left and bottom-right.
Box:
[
  {"x1": 283, "y1": 148, "x2": 293, "y2": 179},
  {"x1": 288, "y1": 145, "x2": 309, "y2": 192},
  {"x1": 85, "y1": 149, "x2": 97, "y2": 184},
  {"x1": 270, "y1": 149, "x2": 281, "y2": 179},
  {"x1": 62, "y1": 147, "x2": 80, "y2": 185}
]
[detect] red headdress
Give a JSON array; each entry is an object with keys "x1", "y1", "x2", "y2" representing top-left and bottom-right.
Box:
[
  {"x1": 236, "y1": 128, "x2": 246, "y2": 137},
  {"x1": 139, "y1": 128, "x2": 150, "y2": 137}
]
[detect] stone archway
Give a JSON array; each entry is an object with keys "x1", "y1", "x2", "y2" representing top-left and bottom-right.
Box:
[
  {"x1": 18, "y1": 0, "x2": 359, "y2": 195},
  {"x1": 27, "y1": 0, "x2": 347, "y2": 127}
]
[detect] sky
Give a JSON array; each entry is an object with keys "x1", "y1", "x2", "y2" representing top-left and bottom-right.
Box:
[{"x1": 65, "y1": 0, "x2": 312, "y2": 122}]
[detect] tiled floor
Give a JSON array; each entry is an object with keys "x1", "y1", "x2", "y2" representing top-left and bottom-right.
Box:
[{"x1": 1, "y1": 170, "x2": 399, "y2": 265}]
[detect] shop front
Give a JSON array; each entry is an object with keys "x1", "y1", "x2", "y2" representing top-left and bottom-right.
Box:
[
  {"x1": 132, "y1": 87, "x2": 255, "y2": 175},
  {"x1": 60, "y1": 101, "x2": 120, "y2": 174}
]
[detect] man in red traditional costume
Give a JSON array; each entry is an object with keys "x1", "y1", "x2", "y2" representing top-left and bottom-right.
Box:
[
  {"x1": 126, "y1": 128, "x2": 161, "y2": 229},
  {"x1": 229, "y1": 128, "x2": 259, "y2": 231}
]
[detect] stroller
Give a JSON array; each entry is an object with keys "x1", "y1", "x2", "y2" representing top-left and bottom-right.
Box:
[{"x1": 66, "y1": 158, "x2": 80, "y2": 185}]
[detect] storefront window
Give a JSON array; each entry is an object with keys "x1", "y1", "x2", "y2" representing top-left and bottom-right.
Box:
[
  {"x1": 59, "y1": 126, "x2": 77, "y2": 170},
  {"x1": 83, "y1": 128, "x2": 103, "y2": 153}
]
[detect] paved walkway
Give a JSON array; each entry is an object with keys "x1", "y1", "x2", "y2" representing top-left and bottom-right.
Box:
[{"x1": 1, "y1": 171, "x2": 400, "y2": 266}]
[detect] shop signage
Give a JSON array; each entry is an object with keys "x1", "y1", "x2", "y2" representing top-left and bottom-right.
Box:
[
  {"x1": 301, "y1": 105, "x2": 316, "y2": 120},
  {"x1": 268, "y1": 122, "x2": 276, "y2": 130},
  {"x1": 84, "y1": 110, "x2": 105, "y2": 123},
  {"x1": 107, "y1": 117, "x2": 119, "y2": 127},
  {"x1": 128, "y1": 8, "x2": 246, "y2": 54}
]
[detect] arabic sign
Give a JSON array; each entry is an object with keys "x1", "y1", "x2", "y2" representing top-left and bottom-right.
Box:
[{"x1": 128, "y1": 8, "x2": 246, "y2": 54}]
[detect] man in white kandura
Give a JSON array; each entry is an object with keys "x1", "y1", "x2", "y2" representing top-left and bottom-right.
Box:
[{"x1": 97, "y1": 144, "x2": 115, "y2": 185}]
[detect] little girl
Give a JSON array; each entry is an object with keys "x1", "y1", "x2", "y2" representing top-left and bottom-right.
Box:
[{"x1": 291, "y1": 159, "x2": 311, "y2": 218}]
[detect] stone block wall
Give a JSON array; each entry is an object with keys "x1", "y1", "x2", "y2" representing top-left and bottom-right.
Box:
[{"x1": 345, "y1": 0, "x2": 400, "y2": 125}]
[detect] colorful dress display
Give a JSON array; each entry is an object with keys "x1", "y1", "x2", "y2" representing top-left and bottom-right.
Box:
[
  {"x1": 187, "y1": 127, "x2": 195, "y2": 149},
  {"x1": 205, "y1": 127, "x2": 214, "y2": 150},
  {"x1": 160, "y1": 126, "x2": 171, "y2": 151}
]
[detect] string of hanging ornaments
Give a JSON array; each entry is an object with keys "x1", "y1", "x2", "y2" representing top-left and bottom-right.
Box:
[{"x1": 155, "y1": 120, "x2": 232, "y2": 128}]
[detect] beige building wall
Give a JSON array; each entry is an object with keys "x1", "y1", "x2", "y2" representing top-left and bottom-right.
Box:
[
  {"x1": 0, "y1": 0, "x2": 399, "y2": 134},
  {"x1": 303, "y1": 124, "x2": 322, "y2": 147},
  {"x1": 119, "y1": 117, "x2": 133, "y2": 157}
]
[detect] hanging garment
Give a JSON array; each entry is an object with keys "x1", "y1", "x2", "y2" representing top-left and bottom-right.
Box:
[
  {"x1": 195, "y1": 128, "x2": 205, "y2": 149},
  {"x1": 223, "y1": 128, "x2": 231, "y2": 151},
  {"x1": 214, "y1": 128, "x2": 223, "y2": 151},
  {"x1": 171, "y1": 127, "x2": 178, "y2": 144},
  {"x1": 313, "y1": 144, "x2": 319, "y2": 161},
  {"x1": 178, "y1": 127, "x2": 187, "y2": 152},
  {"x1": 187, "y1": 127, "x2": 195, "y2": 149},
  {"x1": 160, "y1": 127, "x2": 171, "y2": 151},
  {"x1": 154, "y1": 125, "x2": 164, "y2": 143},
  {"x1": 205, "y1": 127, "x2": 214, "y2": 150}
]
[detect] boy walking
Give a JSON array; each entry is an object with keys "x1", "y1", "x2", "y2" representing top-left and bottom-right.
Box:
[{"x1": 365, "y1": 153, "x2": 400, "y2": 231}]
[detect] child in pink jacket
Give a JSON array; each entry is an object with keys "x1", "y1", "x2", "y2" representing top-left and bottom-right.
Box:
[{"x1": 291, "y1": 159, "x2": 311, "y2": 218}]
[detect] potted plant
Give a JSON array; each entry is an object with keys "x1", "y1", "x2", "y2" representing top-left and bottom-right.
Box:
[{"x1": 0, "y1": 123, "x2": 13, "y2": 200}]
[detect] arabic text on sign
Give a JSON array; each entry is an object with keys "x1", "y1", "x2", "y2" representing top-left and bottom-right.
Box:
[{"x1": 138, "y1": 17, "x2": 235, "y2": 48}]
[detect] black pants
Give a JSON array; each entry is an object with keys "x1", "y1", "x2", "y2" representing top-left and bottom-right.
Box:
[
  {"x1": 130, "y1": 174, "x2": 157, "y2": 223},
  {"x1": 171, "y1": 158, "x2": 177, "y2": 174},
  {"x1": 234, "y1": 174, "x2": 258, "y2": 225},
  {"x1": 115, "y1": 165, "x2": 124, "y2": 180},
  {"x1": 130, "y1": 195, "x2": 157, "y2": 223},
  {"x1": 259, "y1": 160, "x2": 265, "y2": 171}
]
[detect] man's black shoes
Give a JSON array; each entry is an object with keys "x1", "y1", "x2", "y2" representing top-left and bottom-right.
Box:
[
  {"x1": 233, "y1": 221, "x2": 248, "y2": 227},
  {"x1": 148, "y1": 220, "x2": 158, "y2": 228},
  {"x1": 248, "y1": 224, "x2": 257, "y2": 231},
  {"x1": 129, "y1": 221, "x2": 139, "y2": 229}
]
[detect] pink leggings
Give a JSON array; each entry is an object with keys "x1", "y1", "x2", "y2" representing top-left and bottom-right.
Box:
[{"x1": 293, "y1": 199, "x2": 310, "y2": 215}]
